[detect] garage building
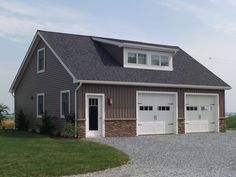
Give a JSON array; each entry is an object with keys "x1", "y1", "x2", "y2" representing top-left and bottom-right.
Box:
[{"x1": 10, "y1": 30, "x2": 231, "y2": 137}]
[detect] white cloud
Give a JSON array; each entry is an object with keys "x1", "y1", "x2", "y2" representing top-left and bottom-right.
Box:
[
  {"x1": 222, "y1": 0, "x2": 236, "y2": 6},
  {"x1": 215, "y1": 23, "x2": 236, "y2": 34},
  {"x1": 0, "y1": 0, "x2": 92, "y2": 42},
  {"x1": 157, "y1": 0, "x2": 236, "y2": 35}
]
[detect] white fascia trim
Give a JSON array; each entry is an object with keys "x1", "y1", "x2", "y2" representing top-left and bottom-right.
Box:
[
  {"x1": 123, "y1": 43, "x2": 179, "y2": 53},
  {"x1": 92, "y1": 37, "x2": 179, "y2": 53},
  {"x1": 9, "y1": 32, "x2": 40, "y2": 93},
  {"x1": 92, "y1": 37, "x2": 124, "y2": 47},
  {"x1": 38, "y1": 32, "x2": 77, "y2": 83},
  {"x1": 74, "y1": 79, "x2": 231, "y2": 90}
]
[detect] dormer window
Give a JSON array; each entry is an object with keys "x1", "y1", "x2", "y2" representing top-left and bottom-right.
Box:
[
  {"x1": 138, "y1": 54, "x2": 147, "y2": 64},
  {"x1": 151, "y1": 55, "x2": 169, "y2": 66},
  {"x1": 37, "y1": 48, "x2": 45, "y2": 73},
  {"x1": 128, "y1": 53, "x2": 137, "y2": 63},
  {"x1": 124, "y1": 48, "x2": 173, "y2": 71},
  {"x1": 160, "y1": 56, "x2": 169, "y2": 66},
  {"x1": 128, "y1": 53, "x2": 147, "y2": 65},
  {"x1": 151, "y1": 55, "x2": 160, "y2": 65}
]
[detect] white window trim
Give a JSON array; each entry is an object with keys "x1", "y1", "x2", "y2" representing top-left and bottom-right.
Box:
[
  {"x1": 60, "y1": 90, "x2": 70, "y2": 118},
  {"x1": 37, "y1": 48, "x2": 45, "y2": 73},
  {"x1": 123, "y1": 48, "x2": 173, "y2": 71},
  {"x1": 37, "y1": 93, "x2": 45, "y2": 118}
]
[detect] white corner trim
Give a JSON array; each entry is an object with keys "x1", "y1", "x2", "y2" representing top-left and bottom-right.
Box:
[
  {"x1": 74, "y1": 79, "x2": 231, "y2": 90},
  {"x1": 60, "y1": 90, "x2": 70, "y2": 119},
  {"x1": 36, "y1": 93, "x2": 45, "y2": 118},
  {"x1": 37, "y1": 48, "x2": 45, "y2": 73},
  {"x1": 38, "y1": 32, "x2": 77, "y2": 83}
]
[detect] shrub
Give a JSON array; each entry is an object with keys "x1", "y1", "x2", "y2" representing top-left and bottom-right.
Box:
[
  {"x1": 65, "y1": 113, "x2": 75, "y2": 125},
  {"x1": 15, "y1": 110, "x2": 29, "y2": 131},
  {"x1": 38, "y1": 112, "x2": 54, "y2": 135},
  {"x1": 62, "y1": 122, "x2": 75, "y2": 138},
  {"x1": 62, "y1": 113, "x2": 75, "y2": 138},
  {"x1": 31, "y1": 128, "x2": 36, "y2": 133}
]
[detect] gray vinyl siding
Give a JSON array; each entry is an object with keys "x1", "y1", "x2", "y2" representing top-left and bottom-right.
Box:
[
  {"x1": 15, "y1": 39, "x2": 77, "y2": 130},
  {"x1": 77, "y1": 84, "x2": 225, "y2": 120}
]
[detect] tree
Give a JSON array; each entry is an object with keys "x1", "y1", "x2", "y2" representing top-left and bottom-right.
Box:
[
  {"x1": 0, "y1": 103, "x2": 9, "y2": 124},
  {"x1": 15, "y1": 110, "x2": 29, "y2": 131},
  {"x1": 38, "y1": 112, "x2": 54, "y2": 135}
]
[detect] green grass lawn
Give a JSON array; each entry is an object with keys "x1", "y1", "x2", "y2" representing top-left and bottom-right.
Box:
[
  {"x1": 226, "y1": 116, "x2": 236, "y2": 130},
  {"x1": 0, "y1": 130, "x2": 129, "y2": 177}
]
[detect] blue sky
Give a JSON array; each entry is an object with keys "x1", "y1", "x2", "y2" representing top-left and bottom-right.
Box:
[{"x1": 0, "y1": 0, "x2": 236, "y2": 112}]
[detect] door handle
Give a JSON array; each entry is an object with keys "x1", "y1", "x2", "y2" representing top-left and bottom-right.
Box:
[
  {"x1": 209, "y1": 122, "x2": 215, "y2": 124},
  {"x1": 168, "y1": 123, "x2": 174, "y2": 125}
]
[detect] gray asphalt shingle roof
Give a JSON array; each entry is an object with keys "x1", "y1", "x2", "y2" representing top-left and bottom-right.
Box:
[{"x1": 39, "y1": 30, "x2": 230, "y2": 88}]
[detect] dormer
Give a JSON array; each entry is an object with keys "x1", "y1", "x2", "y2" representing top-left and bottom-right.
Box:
[
  {"x1": 93, "y1": 37, "x2": 178, "y2": 71},
  {"x1": 123, "y1": 48, "x2": 173, "y2": 71}
]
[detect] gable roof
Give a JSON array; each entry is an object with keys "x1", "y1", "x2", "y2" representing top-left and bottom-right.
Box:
[{"x1": 10, "y1": 30, "x2": 231, "y2": 93}]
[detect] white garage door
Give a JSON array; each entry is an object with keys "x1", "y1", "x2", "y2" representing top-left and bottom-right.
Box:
[
  {"x1": 185, "y1": 94, "x2": 219, "y2": 133},
  {"x1": 137, "y1": 92, "x2": 177, "y2": 135}
]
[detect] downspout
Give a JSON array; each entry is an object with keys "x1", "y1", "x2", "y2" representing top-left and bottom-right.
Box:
[{"x1": 74, "y1": 82, "x2": 82, "y2": 138}]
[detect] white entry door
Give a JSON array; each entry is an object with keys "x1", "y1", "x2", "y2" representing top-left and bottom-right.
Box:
[
  {"x1": 137, "y1": 92, "x2": 177, "y2": 135},
  {"x1": 185, "y1": 94, "x2": 219, "y2": 133},
  {"x1": 86, "y1": 94, "x2": 104, "y2": 137}
]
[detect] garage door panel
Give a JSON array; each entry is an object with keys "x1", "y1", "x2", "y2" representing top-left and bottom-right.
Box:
[
  {"x1": 186, "y1": 121, "x2": 216, "y2": 132},
  {"x1": 186, "y1": 121, "x2": 209, "y2": 132},
  {"x1": 185, "y1": 94, "x2": 218, "y2": 133},
  {"x1": 137, "y1": 92, "x2": 177, "y2": 135},
  {"x1": 138, "y1": 121, "x2": 165, "y2": 135}
]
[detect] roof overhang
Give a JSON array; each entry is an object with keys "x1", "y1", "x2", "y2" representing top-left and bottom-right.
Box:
[
  {"x1": 74, "y1": 79, "x2": 232, "y2": 90},
  {"x1": 92, "y1": 37, "x2": 179, "y2": 54}
]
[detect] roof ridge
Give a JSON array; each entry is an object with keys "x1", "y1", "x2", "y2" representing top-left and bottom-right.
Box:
[
  {"x1": 94, "y1": 37, "x2": 179, "y2": 49},
  {"x1": 37, "y1": 29, "x2": 92, "y2": 38},
  {"x1": 37, "y1": 30, "x2": 179, "y2": 49}
]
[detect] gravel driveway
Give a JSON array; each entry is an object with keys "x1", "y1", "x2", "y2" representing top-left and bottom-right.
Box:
[{"x1": 70, "y1": 131, "x2": 236, "y2": 177}]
